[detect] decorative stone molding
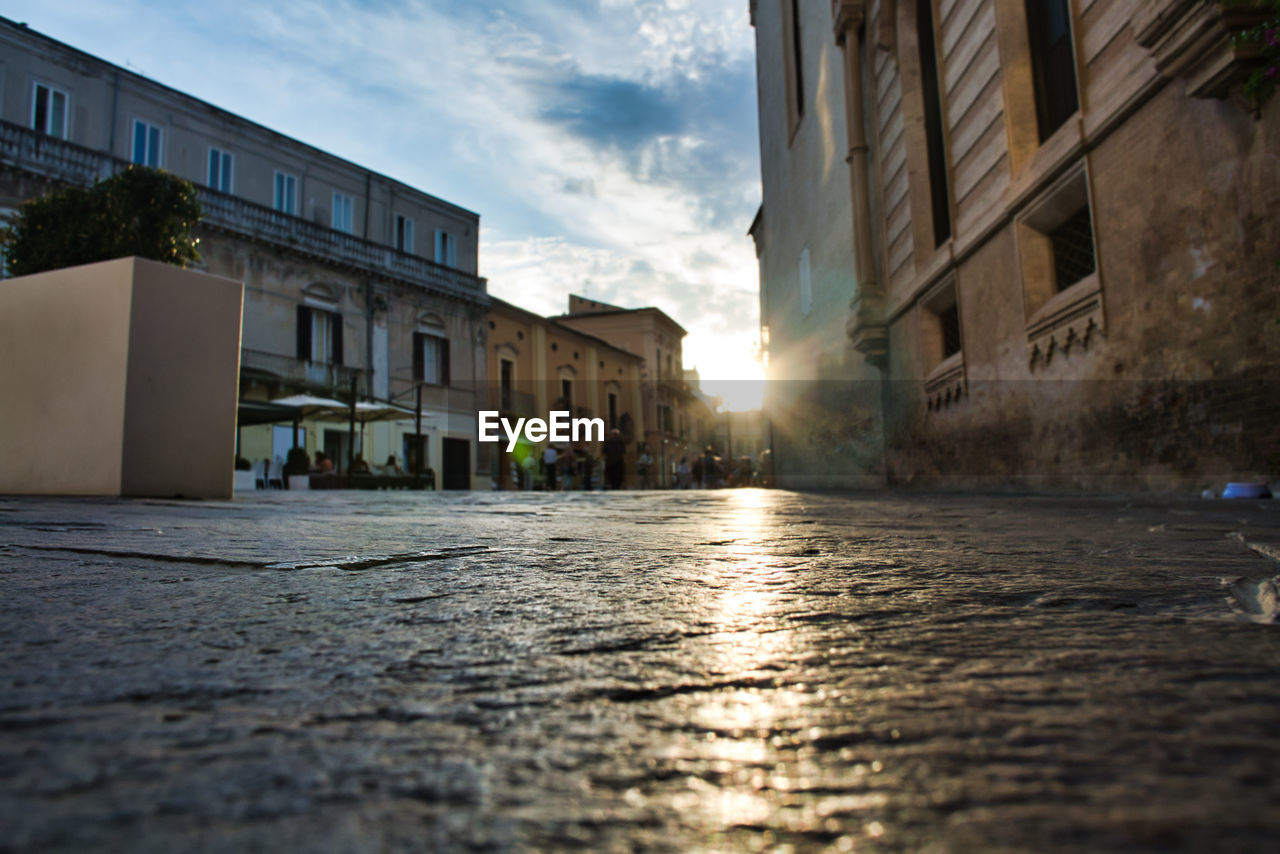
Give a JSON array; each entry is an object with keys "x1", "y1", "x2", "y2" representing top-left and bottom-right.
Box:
[
  {"x1": 847, "y1": 293, "x2": 890, "y2": 364},
  {"x1": 1026, "y1": 280, "x2": 1105, "y2": 370},
  {"x1": 924, "y1": 354, "x2": 966, "y2": 412},
  {"x1": 1132, "y1": 0, "x2": 1274, "y2": 98},
  {"x1": 831, "y1": 0, "x2": 867, "y2": 40}
]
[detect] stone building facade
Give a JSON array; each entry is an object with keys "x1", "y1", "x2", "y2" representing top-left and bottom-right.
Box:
[
  {"x1": 485, "y1": 298, "x2": 646, "y2": 488},
  {"x1": 0, "y1": 17, "x2": 489, "y2": 489},
  {"x1": 553, "y1": 296, "x2": 701, "y2": 486},
  {"x1": 752, "y1": 0, "x2": 1279, "y2": 491}
]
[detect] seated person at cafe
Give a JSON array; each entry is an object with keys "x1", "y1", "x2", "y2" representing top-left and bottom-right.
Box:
[
  {"x1": 313, "y1": 451, "x2": 335, "y2": 474},
  {"x1": 351, "y1": 455, "x2": 371, "y2": 475},
  {"x1": 382, "y1": 455, "x2": 405, "y2": 476}
]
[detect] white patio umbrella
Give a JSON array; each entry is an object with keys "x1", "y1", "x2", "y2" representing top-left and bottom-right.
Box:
[{"x1": 268, "y1": 394, "x2": 350, "y2": 417}]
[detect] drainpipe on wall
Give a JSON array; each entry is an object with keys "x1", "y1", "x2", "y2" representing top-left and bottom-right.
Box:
[
  {"x1": 107, "y1": 69, "x2": 120, "y2": 176},
  {"x1": 833, "y1": 0, "x2": 889, "y2": 366}
]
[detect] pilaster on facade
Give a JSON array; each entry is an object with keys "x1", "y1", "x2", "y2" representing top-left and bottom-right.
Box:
[{"x1": 832, "y1": 0, "x2": 889, "y2": 367}]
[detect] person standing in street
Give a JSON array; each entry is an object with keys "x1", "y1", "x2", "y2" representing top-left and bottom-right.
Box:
[
  {"x1": 603, "y1": 429, "x2": 626, "y2": 490},
  {"x1": 542, "y1": 444, "x2": 558, "y2": 491},
  {"x1": 637, "y1": 445, "x2": 653, "y2": 489}
]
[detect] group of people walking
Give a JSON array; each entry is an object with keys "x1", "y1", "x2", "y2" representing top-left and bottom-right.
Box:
[{"x1": 507, "y1": 432, "x2": 766, "y2": 491}]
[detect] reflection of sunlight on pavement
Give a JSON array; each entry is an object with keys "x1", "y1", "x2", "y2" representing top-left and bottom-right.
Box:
[
  {"x1": 685, "y1": 488, "x2": 804, "y2": 831},
  {"x1": 676, "y1": 490, "x2": 893, "y2": 842}
]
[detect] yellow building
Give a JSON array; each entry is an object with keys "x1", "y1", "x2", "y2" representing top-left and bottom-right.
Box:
[
  {"x1": 486, "y1": 299, "x2": 646, "y2": 488},
  {"x1": 553, "y1": 296, "x2": 699, "y2": 486}
]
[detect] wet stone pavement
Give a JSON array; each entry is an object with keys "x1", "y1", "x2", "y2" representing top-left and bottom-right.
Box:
[{"x1": 1, "y1": 489, "x2": 1279, "y2": 853}]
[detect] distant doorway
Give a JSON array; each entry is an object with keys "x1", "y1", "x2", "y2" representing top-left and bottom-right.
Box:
[
  {"x1": 324, "y1": 429, "x2": 350, "y2": 474},
  {"x1": 442, "y1": 438, "x2": 471, "y2": 490}
]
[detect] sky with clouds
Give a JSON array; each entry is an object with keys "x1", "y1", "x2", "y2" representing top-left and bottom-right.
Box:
[{"x1": 7, "y1": 0, "x2": 765, "y2": 406}]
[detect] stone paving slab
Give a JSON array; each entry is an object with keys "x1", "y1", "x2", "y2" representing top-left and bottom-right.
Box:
[{"x1": 1, "y1": 490, "x2": 1278, "y2": 852}]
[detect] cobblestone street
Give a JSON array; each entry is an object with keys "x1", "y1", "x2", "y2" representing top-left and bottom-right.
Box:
[{"x1": 2, "y1": 489, "x2": 1279, "y2": 852}]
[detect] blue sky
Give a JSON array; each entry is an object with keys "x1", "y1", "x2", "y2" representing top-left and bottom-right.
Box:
[{"x1": 8, "y1": 0, "x2": 764, "y2": 404}]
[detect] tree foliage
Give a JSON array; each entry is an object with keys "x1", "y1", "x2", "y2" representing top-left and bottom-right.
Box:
[{"x1": 1, "y1": 166, "x2": 201, "y2": 278}]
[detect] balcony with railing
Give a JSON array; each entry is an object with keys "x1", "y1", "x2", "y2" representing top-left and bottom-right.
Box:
[
  {"x1": 0, "y1": 121, "x2": 487, "y2": 301},
  {"x1": 241, "y1": 348, "x2": 364, "y2": 395}
]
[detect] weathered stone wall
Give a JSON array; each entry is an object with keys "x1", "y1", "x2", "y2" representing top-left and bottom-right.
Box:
[{"x1": 881, "y1": 85, "x2": 1279, "y2": 492}]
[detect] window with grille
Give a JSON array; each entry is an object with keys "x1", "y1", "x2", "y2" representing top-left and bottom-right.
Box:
[
  {"x1": 921, "y1": 278, "x2": 962, "y2": 370},
  {"x1": 1050, "y1": 206, "x2": 1096, "y2": 291}
]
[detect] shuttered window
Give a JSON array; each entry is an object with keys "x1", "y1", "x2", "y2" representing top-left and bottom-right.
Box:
[
  {"x1": 412, "y1": 333, "x2": 450, "y2": 386},
  {"x1": 297, "y1": 306, "x2": 343, "y2": 365}
]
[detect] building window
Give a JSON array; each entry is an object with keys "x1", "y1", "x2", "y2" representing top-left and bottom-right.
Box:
[
  {"x1": 1027, "y1": 0, "x2": 1079, "y2": 142},
  {"x1": 332, "y1": 192, "x2": 354, "y2": 233},
  {"x1": 1049, "y1": 206, "x2": 1096, "y2": 292},
  {"x1": 1016, "y1": 166, "x2": 1098, "y2": 316},
  {"x1": 921, "y1": 280, "x2": 962, "y2": 370},
  {"x1": 560, "y1": 378, "x2": 573, "y2": 409},
  {"x1": 939, "y1": 303, "x2": 962, "y2": 359},
  {"x1": 297, "y1": 306, "x2": 343, "y2": 365},
  {"x1": 918, "y1": 0, "x2": 952, "y2": 247},
  {"x1": 798, "y1": 246, "x2": 812, "y2": 316},
  {"x1": 500, "y1": 358, "x2": 514, "y2": 410},
  {"x1": 207, "y1": 147, "x2": 233, "y2": 193},
  {"x1": 31, "y1": 83, "x2": 68, "y2": 139},
  {"x1": 434, "y1": 230, "x2": 456, "y2": 267},
  {"x1": 413, "y1": 333, "x2": 450, "y2": 386},
  {"x1": 274, "y1": 171, "x2": 298, "y2": 215},
  {"x1": 395, "y1": 215, "x2": 414, "y2": 253},
  {"x1": 781, "y1": 0, "x2": 805, "y2": 139},
  {"x1": 131, "y1": 119, "x2": 163, "y2": 167}
]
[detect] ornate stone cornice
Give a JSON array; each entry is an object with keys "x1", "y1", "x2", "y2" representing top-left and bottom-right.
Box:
[
  {"x1": 1132, "y1": 0, "x2": 1275, "y2": 99},
  {"x1": 831, "y1": 0, "x2": 866, "y2": 42}
]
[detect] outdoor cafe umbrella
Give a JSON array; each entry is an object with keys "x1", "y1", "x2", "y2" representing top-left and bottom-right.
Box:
[{"x1": 270, "y1": 395, "x2": 427, "y2": 467}]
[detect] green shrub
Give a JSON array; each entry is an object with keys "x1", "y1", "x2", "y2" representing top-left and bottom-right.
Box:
[{"x1": 1, "y1": 166, "x2": 201, "y2": 277}]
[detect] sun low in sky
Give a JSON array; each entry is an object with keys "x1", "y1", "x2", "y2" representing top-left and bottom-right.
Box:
[{"x1": 11, "y1": 0, "x2": 765, "y2": 408}]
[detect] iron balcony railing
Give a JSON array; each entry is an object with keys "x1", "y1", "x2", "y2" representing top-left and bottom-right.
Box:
[
  {"x1": 0, "y1": 121, "x2": 487, "y2": 301},
  {"x1": 241, "y1": 348, "x2": 364, "y2": 395}
]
